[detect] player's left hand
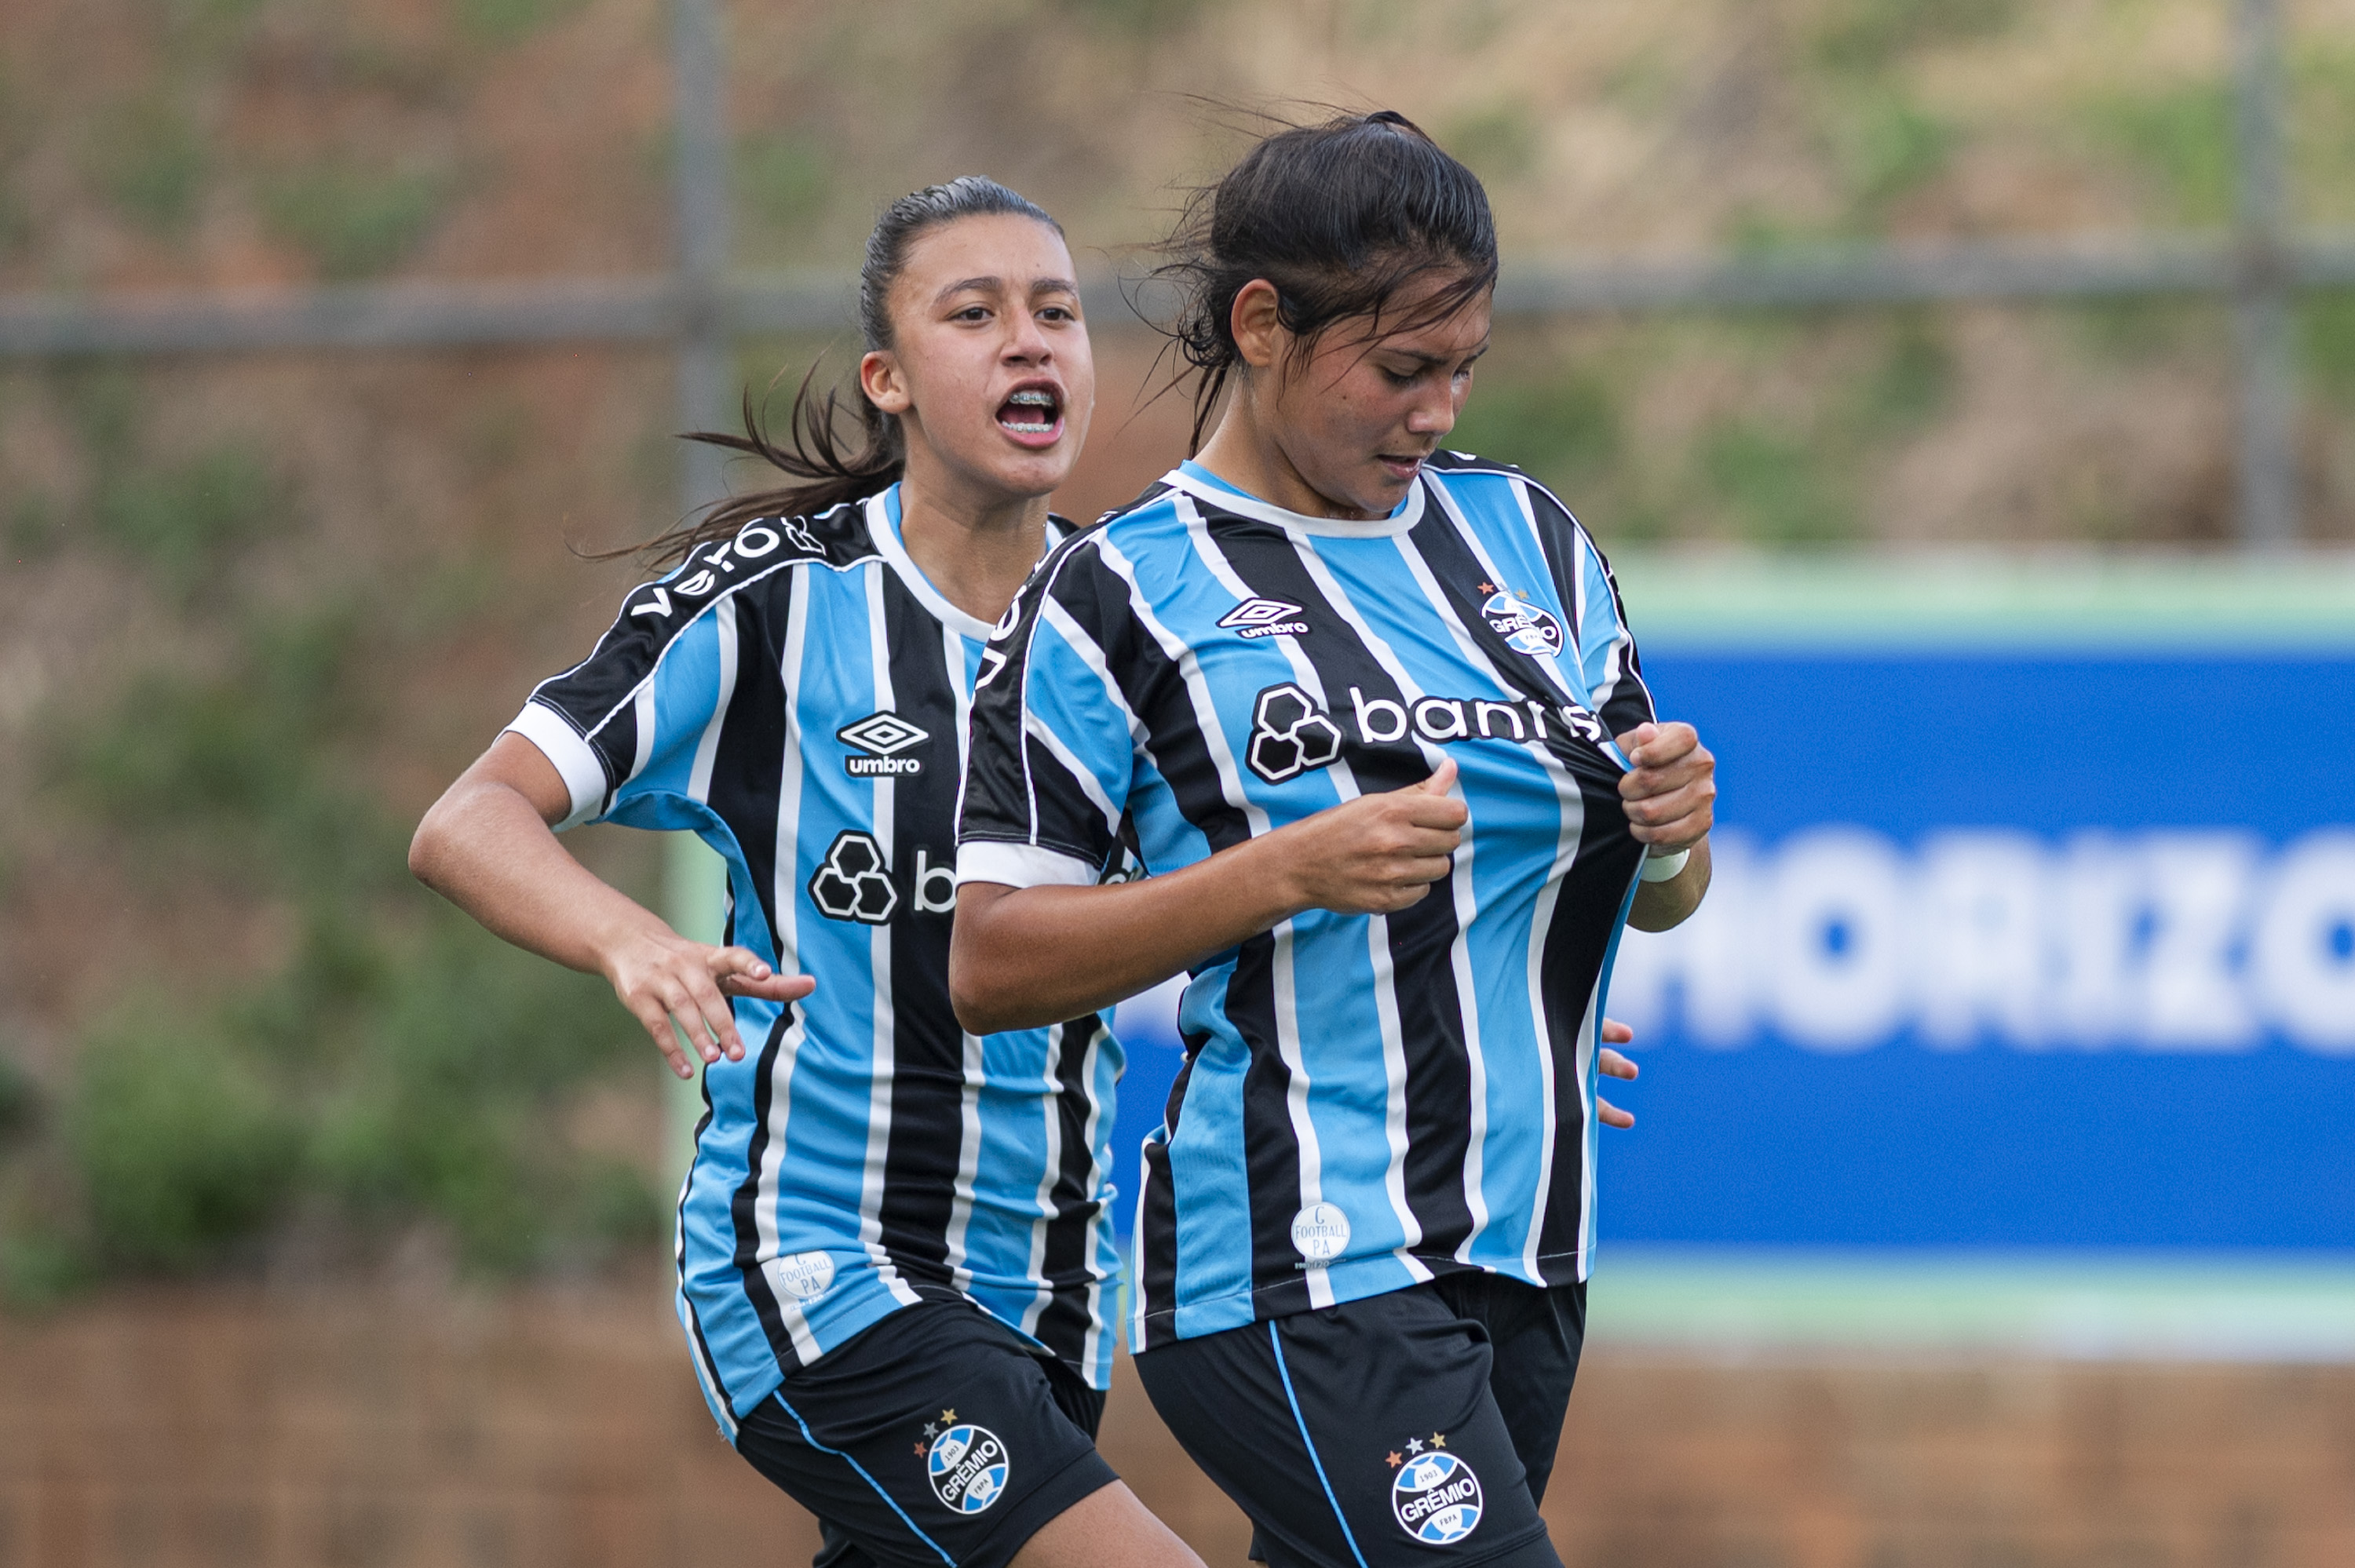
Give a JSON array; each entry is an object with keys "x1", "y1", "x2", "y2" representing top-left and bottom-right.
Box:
[
  {"x1": 1613, "y1": 720, "x2": 1714, "y2": 851},
  {"x1": 1598, "y1": 1016, "x2": 1638, "y2": 1129}
]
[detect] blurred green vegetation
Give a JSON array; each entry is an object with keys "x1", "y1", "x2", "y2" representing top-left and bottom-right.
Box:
[
  {"x1": 2301, "y1": 290, "x2": 2355, "y2": 405},
  {"x1": 90, "y1": 93, "x2": 208, "y2": 234},
  {"x1": 1830, "y1": 88, "x2": 1955, "y2": 224},
  {"x1": 1452, "y1": 309, "x2": 1957, "y2": 545},
  {"x1": 1813, "y1": 0, "x2": 2016, "y2": 75},
  {"x1": 2083, "y1": 84, "x2": 2235, "y2": 228},
  {"x1": 1442, "y1": 100, "x2": 1542, "y2": 185},
  {"x1": 736, "y1": 131, "x2": 833, "y2": 236},
  {"x1": 0, "y1": 368, "x2": 664, "y2": 1300},
  {"x1": 458, "y1": 0, "x2": 589, "y2": 46},
  {"x1": 259, "y1": 159, "x2": 457, "y2": 279},
  {"x1": 1698, "y1": 421, "x2": 1853, "y2": 544},
  {"x1": 96, "y1": 446, "x2": 285, "y2": 594},
  {"x1": 1449, "y1": 370, "x2": 1619, "y2": 492}
]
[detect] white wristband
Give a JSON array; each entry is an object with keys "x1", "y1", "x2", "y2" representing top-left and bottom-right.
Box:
[{"x1": 1639, "y1": 846, "x2": 1691, "y2": 883}]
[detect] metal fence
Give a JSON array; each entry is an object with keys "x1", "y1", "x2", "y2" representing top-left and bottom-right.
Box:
[{"x1": 0, "y1": 0, "x2": 2321, "y2": 547}]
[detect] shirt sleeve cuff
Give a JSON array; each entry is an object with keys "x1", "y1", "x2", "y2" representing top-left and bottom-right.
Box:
[
  {"x1": 955, "y1": 841, "x2": 1099, "y2": 889},
  {"x1": 502, "y1": 702, "x2": 608, "y2": 830}
]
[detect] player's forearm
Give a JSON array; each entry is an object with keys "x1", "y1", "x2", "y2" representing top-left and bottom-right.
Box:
[
  {"x1": 1627, "y1": 836, "x2": 1711, "y2": 932},
  {"x1": 410, "y1": 779, "x2": 668, "y2": 979},
  {"x1": 949, "y1": 837, "x2": 1305, "y2": 1033}
]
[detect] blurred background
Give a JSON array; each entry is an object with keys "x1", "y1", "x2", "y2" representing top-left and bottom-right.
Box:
[{"x1": 2, "y1": 0, "x2": 2353, "y2": 1563}]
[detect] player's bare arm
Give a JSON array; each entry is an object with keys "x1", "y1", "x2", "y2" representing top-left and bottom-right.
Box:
[
  {"x1": 1616, "y1": 719, "x2": 1715, "y2": 932},
  {"x1": 951, "y1": 760, "x2": 1468, "y2": 1036},
  {"x1": 410, "y1": 731, "x2": 812, "y2": 1079}
]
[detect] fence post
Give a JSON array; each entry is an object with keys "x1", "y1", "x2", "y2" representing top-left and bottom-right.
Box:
[
  {"x1": 665, "y1": 0, "x2": 735, "y2": 1180},
  {"x1": 2232, "y1": 0, "x2": 2299, "y2": 549}
]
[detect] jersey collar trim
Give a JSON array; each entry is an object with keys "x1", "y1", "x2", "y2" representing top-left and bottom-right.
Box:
[
  {"x1": 864, "y1": 486, "x2": 997, "y2": 642},
  {"x1": 1163, "y1": 461, "x2": 1425, "y2": 538}
]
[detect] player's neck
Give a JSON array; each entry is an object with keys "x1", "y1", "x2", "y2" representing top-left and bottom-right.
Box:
[
  {"x1": 894, "y1": 460, "x2": 1052, "y2": 628},
  {"x1": 1194, "y1": 392, "x2": 1375, "y2": 522}
]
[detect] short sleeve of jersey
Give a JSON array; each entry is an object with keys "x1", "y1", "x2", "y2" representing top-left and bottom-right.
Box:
[
  {"x1": 502, "y1": 538, "x2": 752, "y2": 831},
  {"x1": 1518, "y1": 478, "x2": 1655, "y2": 739},
  {"x1": 957, "y1": 538, "x2": 1137, "y2": 889}
]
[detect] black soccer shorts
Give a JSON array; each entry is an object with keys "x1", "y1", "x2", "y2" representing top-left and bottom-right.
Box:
[
  {"x1": 733, "y1": 1300, "x2": 1119, "y2": 1568},
  {"x1": 1134, "y1": 1273, "x2": 1586, "y2": 1568}
]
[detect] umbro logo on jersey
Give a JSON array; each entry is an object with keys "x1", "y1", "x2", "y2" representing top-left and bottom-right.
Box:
[
  {"x1": 1479, "y1": 587, "x2": 1564, "y2": 659},
  {"x1": 838, "y1": 711, "x2": 929, "y2": 776},
  {"x1": 1218, "y1": 597, "x2": 1310, "y2": 640}
]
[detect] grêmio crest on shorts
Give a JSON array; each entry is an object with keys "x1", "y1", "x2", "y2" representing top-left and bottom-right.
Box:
[{"x1": 958, "y1": 455, "x2": 1655, "y2": 1347}]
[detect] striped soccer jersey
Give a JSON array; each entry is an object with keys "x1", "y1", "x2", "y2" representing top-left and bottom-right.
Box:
[
  {"x1": 505, "y1": 485, "x2": 1125, "y2": 1434},
  {"x1": 957, "y1": 454, "x2": 1655, "y2": 1350}
]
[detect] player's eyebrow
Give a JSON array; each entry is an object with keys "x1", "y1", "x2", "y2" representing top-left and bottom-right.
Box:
[
  {"x1": 934, "y1": 275, "x2": 1003, "y2": 305},
  {"x1": 1378, "y1": 341, "x2": 1491, "y2": 368},
  {"x1": 934, "y1": 275, "x2": 1080, "y2": 306}
]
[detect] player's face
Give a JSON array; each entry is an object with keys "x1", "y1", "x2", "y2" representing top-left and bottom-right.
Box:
[
  {"x1": 863, "y1": 213, "x2": 1096, "y2": 504},
  {"x1": 1268, "y1": 273, "x2": 1491, "y2": 518}
]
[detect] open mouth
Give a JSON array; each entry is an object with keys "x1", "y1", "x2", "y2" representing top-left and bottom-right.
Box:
[
  {"x1": 1378, "y1": 452, "x2": 1429, "y2": 480},
  {"x1": 996, "y1": 385, "x2": 1064, "y2": 445}
]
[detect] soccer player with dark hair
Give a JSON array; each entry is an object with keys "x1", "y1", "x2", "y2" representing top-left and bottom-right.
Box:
[
  {"x1": 411, "y1": 179, "x2": 1202, "y2": 1568},
  {"x1": 952, "y1": 115, "x2": 1715, "y2": 1568}
]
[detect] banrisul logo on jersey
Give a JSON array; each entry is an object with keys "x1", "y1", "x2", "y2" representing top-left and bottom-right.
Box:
[
  {"x1": 838, "y1": 710, "x2": 929, "y2": 776},
  {"x1": 1389, "y1": 1435, "x2": 1482, "y2": 1545},
  {"x1": 920, "y1": 1411, "x2": 1010, "y2": 1515},
  {"x1": 1478, "y1": 585, "x2": 1563, "y2": 658},
  {"x1": 1242, "y1": 682, "x2": 1608, "y2": 784}
]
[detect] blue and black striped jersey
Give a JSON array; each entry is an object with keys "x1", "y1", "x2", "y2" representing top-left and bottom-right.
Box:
[
  {"x1": 957, "y1": 456, "x2": 1653, "y2": 1349},
  {"x1": 506, "y1": 485, "x2": 1125, "y2": 1434}
]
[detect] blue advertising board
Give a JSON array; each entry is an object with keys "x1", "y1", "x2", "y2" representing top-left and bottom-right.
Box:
[{"x1": 1107, "y1": 558, "x2": 2355, "y2": 1277}]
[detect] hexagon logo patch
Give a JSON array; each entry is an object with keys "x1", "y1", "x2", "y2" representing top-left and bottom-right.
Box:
[{"x1": 809, "y1": 830, "x2": 898, "y2": 924}]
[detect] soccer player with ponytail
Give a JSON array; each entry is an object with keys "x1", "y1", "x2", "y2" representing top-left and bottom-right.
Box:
[
  {"x1": 954, "y1": 116, "x2": 1714, "y2": 1567},
  {"x1": 413, "y1": 178, "x2": 1201, "y2": 1568}
]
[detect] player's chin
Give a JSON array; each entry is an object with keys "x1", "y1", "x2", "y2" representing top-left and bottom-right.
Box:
[
  {"x1": 1347, "y1": 458, "x2": 1420, "y2": 512},
  {"x1": 968, "y1": 439, "x2": 1078, "y2": 501}
]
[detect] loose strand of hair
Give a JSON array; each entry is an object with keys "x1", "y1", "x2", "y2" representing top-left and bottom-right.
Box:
[{"x1": 586, "y1": 363, "x2": 904, "y2": 568}]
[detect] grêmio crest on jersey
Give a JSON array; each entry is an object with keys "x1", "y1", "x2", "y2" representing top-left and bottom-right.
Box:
[{"x1": 1478, "y1": 584, "x2": 1564, "y2": 659}]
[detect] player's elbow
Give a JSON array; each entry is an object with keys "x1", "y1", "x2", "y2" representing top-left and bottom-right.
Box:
[
  {"x1": 407, "y1": 794, "x2": 457, "y2": 892},
  {"x1": 947, "y1": 884, "x2": 1032, "y2": 1035},
  {"x1": 407, "y1": 779, "x2": 491, "y2": 896},
  {"x1": 947, "y1": 946, "x2": 1014, "y2": 1035}
]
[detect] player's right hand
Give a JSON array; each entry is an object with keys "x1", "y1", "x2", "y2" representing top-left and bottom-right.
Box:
[
  {"x1": 601, "y1": 929, "x2": 817, "y2": 1079},
  {"x1": 1598, "y1": 1016, "x2": 1638, "y2": 1129},
  {"x1": 1274, "y1": 757, "x2": 1468, "y2": 916}
]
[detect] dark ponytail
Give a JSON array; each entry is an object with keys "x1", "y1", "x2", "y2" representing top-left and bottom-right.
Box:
[
  {"x1": 619, "y1": 176, "x2": 1063, "y2": 567},
  {"x1": 1153, "y1": 110, "x2": 1498, "y2": 454}
]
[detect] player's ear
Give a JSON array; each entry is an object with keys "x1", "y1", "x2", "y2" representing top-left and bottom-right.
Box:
[
  {"x1": 861, "y1": 349, "x2": 912, "y2": 417},
  {"x1": 1228, "y1": 280, "x2": 1286, "y2": 373}
]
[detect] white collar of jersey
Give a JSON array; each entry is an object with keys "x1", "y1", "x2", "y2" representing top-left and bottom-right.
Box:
[
  {"x1": 863, "y1": 486, "x2": 1010, "y2": 642},
  {"x1": 1162, "y1": 462, "x2": 1426, "y2": 538}
]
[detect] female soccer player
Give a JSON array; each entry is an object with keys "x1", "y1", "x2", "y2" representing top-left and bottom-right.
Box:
[
  {"x1": 951, "y1": 115, "x2": 1714, "y2": 1568},
  {"x1": 411, "y1": 178, "x2": 1201, "y2": 1568}
]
